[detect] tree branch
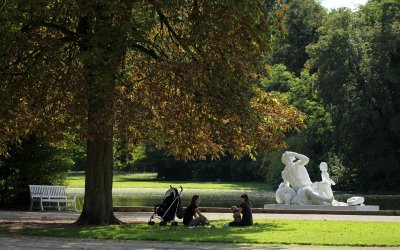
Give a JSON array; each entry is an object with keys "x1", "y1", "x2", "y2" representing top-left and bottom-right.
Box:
[
  {"x1": 127, "y1": 41, "x2": 160, "y2": 60},
  {"x1": 21, "y1": 21, "x2": 76, "y2": 38},
  {"x1": 150, "y1": 1, "x2": 181, "y2": 43},
  {"x1": 149, "y1": 1, "x2": 200, "y2": 62}
]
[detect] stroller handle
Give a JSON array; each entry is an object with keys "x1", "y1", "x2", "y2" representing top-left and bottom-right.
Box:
[{"x1": 169, "y1": 185, "x2": 183, "y2": 193}]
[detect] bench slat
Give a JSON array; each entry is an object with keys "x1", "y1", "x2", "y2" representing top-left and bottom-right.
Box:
[{"x1": 29, "y1": 185, "x2": 76, "y2": 211}]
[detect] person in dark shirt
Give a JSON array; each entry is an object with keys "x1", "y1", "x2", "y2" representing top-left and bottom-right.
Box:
[
  {"x1": 226, "y1": 194, "x2": 253, "y2": 227},
  {"x1": 183, "y1": 195, "x2": 209, "y2": 226}
]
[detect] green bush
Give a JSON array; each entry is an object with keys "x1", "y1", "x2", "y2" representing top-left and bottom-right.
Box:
[
  {"x1": 0, "y1": 136, "x2": 73, "y2": 209},
  {"x1": 114, "y1": 143, "x2": 158, "y2": 172}
]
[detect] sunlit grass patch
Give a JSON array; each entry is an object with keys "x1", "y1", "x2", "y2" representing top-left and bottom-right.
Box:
[
  {"x1": 67, "y1": 171, "x2": 271, "y2": 190},
  {"x1": 2, "y1": 219, "x2": 399, "y2": 247}
]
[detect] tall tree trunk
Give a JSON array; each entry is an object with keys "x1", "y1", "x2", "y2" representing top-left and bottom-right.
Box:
[
  {"x1": 75, "y1": 76, "x2": 120, "y2": 225},
  {"x1": 75, "y1": 47, "x2": 122, "y2": 225},
  {"x1": 76, "y1": 137, "x2": 119, "y2": 225},
  {"x1": 75, "y1": 44, "x2": 121, "y2": 226},
  {"x1": 74, "y1": 1, "x2": 128, "y2": 225}
]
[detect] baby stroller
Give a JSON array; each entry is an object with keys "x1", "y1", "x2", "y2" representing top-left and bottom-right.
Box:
[{"x1": 148, "y1": 185, "x2": 183, "y2": 226}]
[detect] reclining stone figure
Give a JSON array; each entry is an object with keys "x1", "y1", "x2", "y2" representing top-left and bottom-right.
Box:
[{"x1": 276, "y1": 151, "x2": 334, "y2": 205}]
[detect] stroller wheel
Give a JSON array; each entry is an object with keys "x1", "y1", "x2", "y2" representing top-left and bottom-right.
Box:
[
  {"x1": 159, "y1": 221, "x2": 167, "y2": 226},
  {"x1": 148, "y1": 221, "x2": 155, "y2": 226},
  {"x1": 171, "y1": 221, "x2": 178, "y2": 226}
]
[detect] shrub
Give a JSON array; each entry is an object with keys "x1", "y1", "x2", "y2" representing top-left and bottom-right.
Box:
[{"x1": 0, "y1": 136, "x2": 72, "y2": 209}]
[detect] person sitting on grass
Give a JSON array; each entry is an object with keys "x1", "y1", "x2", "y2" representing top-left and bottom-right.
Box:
[
  {"x1": 231, "y1": 205, "x2": 241, "y2": 223},
  {"x1": 224, "y1": 194, "x2": 253, "y2": 227},
  {"x1": 183, "y1": 195, "x2": 209, "y2": 226}
]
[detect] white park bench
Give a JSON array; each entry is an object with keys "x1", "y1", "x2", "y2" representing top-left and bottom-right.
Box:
[{"x1": 29, "y1": 185, "x2": 77, "y2": 211}]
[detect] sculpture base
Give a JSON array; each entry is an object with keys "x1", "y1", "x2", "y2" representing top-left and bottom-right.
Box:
[{"x1": 264, "y1": 204, "x2": 379, "y2": 211}]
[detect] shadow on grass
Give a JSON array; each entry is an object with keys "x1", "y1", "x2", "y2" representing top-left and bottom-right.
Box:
[
  {"x1": 3, "y1": 217, "x2": 400, "y2": 248},
  {"x1": 0, "y1": 222, "x2": 294, "y2": 249},
  {"x1": 1, "y1": 220, "x2": 398, "y2": 247},
  {"x1": 0, "y1": 221, "x2": 291, "y2": 245}
]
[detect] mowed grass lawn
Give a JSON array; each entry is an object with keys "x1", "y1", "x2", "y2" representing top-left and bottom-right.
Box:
[
  {"x1": 67, "y1": 171, "x2": 272, "y2": 190},
  {"x1": 2, "y1": 220, "x2": 399, "y2": 247}
]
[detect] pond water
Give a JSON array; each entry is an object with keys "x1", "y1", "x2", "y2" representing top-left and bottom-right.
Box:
[{"x1": 68, "y1": 188, "x2": 400, "y2": 210}]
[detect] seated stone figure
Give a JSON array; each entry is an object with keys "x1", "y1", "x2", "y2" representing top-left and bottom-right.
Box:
[
  {"x1": 316, "y1": 162, "x2": 335, "y2": 198},
  {"x1": 276, "y1": 151, "x2": 333, "y2": 205},
  {"x1": 320, "y1": 162, "x2": 335, "y2": 185}
]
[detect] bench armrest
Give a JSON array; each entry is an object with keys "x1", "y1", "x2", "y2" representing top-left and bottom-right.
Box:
[{"x1": 67, "y1": 194, "x2": 77, "y2": 200}]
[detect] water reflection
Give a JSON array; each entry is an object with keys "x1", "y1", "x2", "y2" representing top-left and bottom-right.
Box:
[
  {"x1": 112, "y1": 189, "x2": 275, "y2": 208},
  {"x1": 69, "y1": 188, "x2": 400, "y2": 210}
]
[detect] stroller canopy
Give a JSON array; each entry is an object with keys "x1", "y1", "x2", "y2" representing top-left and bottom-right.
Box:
[{"x1": 165, "y1": 187, "x2": 178, "y2": 199}]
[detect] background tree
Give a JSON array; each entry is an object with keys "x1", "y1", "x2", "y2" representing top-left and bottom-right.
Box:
[
  {"x1": 351, "y1": 0, "x2": 400, "y2": 190},
  {"x1": 305, "y1": 8, "x2": 368, "y2": 189},
  {"x1": 270, "y1": 0, "x2": 326, "y2": 75},
  {"x1": 307, "y1": 0, "x2": 400, "y2": 191},
  {"x1": 0, "y1": 1, "x2": 304, "y2": 225},
  {"x1": 260, "y1": 65, "x2": 336, "y2": 187}
]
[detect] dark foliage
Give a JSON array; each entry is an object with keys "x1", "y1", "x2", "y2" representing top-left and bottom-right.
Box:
[{"x1": 0, "y1": 136, "x2": 72, "y2": 208}]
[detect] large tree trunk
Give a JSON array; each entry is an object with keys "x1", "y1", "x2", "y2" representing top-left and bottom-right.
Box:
[
  {"x1": 75, "y1": 44, "x2": 121, "y2": 226},
  {"x1": 74, "y1": 1, "x2": 128, "y2": 226},
  {"x1": 75, "y1": 53, "x2": 122, "y2": 225},
  {"x1": 75, "y1": 77, "x2": 120, "y2": 225},
  {"x1": 76, "y1": 138, "x2": 120, "y2": 225}
]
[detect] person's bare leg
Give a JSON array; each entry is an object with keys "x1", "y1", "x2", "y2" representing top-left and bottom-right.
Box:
[{"x1": 187, "y1": 217, "x2": 203, "y2": 226}]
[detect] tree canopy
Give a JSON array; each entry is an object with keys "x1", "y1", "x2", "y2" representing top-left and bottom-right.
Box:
[
  {"x1": 0, "y1": 0, "x2": 304, "y2": 159},
  {"x1": 307, "y1": 0, "x2": 400, "y2": 190},
  {"x1": 259, "y1": 0, "x2": 400, "y2": 192}
]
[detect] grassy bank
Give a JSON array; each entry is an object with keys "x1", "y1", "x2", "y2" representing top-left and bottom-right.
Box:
[
  {"x1": 1, "y1": 219, "x2": 399, "y2": 247},
  {"x1": 67, "y1": 171, "x2": 272, "y2": 190}
]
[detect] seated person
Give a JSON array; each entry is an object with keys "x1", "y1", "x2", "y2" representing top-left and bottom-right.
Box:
[
  {"x1": 231, "y1": 205, "x2": 241, "y2": 223},
  {"x1": 183, "y1": 195, "x2": 209, "y2": 226},
  {"x1": 225, "y1": 194, "x2": 253, "y2": 227}
]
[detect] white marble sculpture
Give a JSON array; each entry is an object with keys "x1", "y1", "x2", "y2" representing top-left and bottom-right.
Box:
[
  {"x1": 318, "y1": 162, "x2": 335, "y2": 198},
  {"x1": 276, "y1": 151, "x2": 340, "y2": 206}
]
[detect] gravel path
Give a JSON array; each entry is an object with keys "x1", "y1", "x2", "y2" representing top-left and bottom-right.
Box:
[
  {"x1": 0, "y1": 235, "x2": 398, "y2": 250},
  {"x1": 0, "y1": 235, "x2": 267, "y2": 250}
]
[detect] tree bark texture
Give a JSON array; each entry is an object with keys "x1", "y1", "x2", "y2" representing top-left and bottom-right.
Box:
[
  {"x1": 75, "y1": 63, "x2": 120, "y2": 225},
  {"x1": 75, "y1": 4, "x2": 126, "y2": 224},
  {"x1": 76, "y1": 136, "x2": 119, "y2": 225}
]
